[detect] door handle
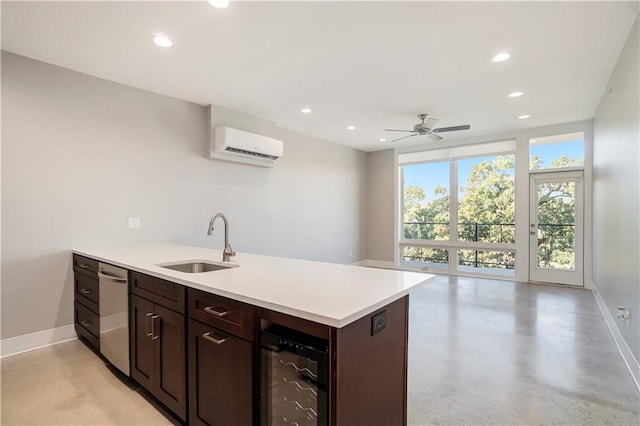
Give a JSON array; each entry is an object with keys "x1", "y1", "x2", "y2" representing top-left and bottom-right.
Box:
[
  {"x1": 98, "y1": 271, "x2": 127, "y2": 283},
  {"x1": 530, "y1": 231, "x2": 536, "y2": 236},
  {"x1": 145, "y1": 313, "x2": 153, "y2": 337},
  {"x1": 202, "y1": 331, "x2": 228, "y2": 345},
  {"x1": 151, "y1": 314, "x2": 161, "y2": 340}
]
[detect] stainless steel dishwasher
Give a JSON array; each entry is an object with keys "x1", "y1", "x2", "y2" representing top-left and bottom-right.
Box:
[{"x1": 98, "y1": 263, "x2": 130, "y2": 376}]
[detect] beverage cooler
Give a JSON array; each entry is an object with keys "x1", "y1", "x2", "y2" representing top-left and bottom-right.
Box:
[{"x1": 260, "y1": 325, "x2": 329, "y2": 426}]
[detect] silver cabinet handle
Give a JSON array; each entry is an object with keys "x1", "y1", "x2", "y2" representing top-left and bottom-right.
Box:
[
  {"x1": 151, "y1": 314, "x2": 161, "y2": 340},
  {"x1": 80, "y1": 288, "x2": 91, "y2": 294},
  {"x1": 145, "y1": 313, "x2": 153, "y2": 337},
  {"x1": 80, "y1": 320, "x2": 91, "y2": 328},
  {"x1": 78, "y1": 264, "x2": 90, "y2": 269},
  {"x1": 203, "y1": 306, "x2": 229, "y2": 318},
  {"x1": 98, "y1": 271, "x2": 127, "y2": 283},
  {"x1": 203, "y1": 331, "x2": 228, "y2": 345}
]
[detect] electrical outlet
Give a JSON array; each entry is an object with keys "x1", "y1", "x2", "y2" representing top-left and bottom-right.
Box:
[
  {"x1": 128, "y1": 217, "x2": 140, "y2": 228},
  {"x1": 371, "y1": 311, "x2": 387, "y2": 336},
  {"x1": 617, "y1": 306, "x2": 630, "y2": 320}
]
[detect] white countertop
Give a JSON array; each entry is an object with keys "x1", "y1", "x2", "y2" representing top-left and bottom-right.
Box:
[{"x1": 73, "y1": 244, "x2": 435, "y2": 328}]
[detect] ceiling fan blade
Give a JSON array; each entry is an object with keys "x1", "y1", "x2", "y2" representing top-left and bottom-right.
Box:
[
  {"x1": 433, "y1": 124, "x2": 471, "y2": 133},
  {"x1": 391, "y1": 133, "x2": 419, "y2": 142},
  {"x1": 424, "y1": 117, "x2": 439, "y2": 129},
  {"x1": 385, "y1": 129, "x2": 415, "y2": 132},
  {"x1": 427, "y1": 133, "x2": 443, "y2": 141}
]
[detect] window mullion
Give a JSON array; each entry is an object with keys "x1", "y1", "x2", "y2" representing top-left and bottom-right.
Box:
[{"x1": 449, "y1": 160, "x2": 458, "y2": 273}]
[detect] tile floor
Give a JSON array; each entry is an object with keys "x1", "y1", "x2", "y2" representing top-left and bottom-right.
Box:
[{"x1": 1, "y1": 275, "x2": 638, "y2": 425}]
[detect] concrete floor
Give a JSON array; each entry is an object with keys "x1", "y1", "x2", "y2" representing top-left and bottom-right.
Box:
[
  {"x1": 1, "y1": 275, "x2": 638, "y2": 425},
  {"x1": 407, "y1": 275, "x2": 639, "y2": 425}
]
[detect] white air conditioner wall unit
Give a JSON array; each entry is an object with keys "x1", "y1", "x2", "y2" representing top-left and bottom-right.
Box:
[{"x1": 209, "y1": 126, "x2": 284, "y2": 167}]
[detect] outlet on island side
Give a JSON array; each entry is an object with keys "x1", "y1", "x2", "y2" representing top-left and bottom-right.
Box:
[
  {"x1": 128, "y1": 217, "x2": 140, "y2": 228},
  {"x1": 371, "y1": 310, "x2": 387, "y2": 336}
]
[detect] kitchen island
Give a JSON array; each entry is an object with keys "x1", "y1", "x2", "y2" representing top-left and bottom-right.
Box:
[{"x1": 73, "y1": 244, "x2": 434, "y2": 426}]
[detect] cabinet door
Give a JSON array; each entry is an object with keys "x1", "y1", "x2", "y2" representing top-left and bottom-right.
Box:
[
  {"x1": 130, "y1": 294, "x2": 155, "y2": 391},
  {"x1": 189, "y1": 319, "x2": 253, "y2": 426},
  {"x1": 154, "y1": 304, "x2": 187, "y2": 421}
]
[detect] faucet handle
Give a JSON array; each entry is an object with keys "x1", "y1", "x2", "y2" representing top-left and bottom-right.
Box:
[{"x1": 225, "y1": 244, "x2": 236, "y2": 258}]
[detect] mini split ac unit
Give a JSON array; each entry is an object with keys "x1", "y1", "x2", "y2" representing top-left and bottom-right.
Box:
[{"x1": 209, "y1": 126, "x2": 284, "y2": 167}]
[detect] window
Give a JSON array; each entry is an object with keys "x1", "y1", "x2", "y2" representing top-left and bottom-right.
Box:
[
  {"x1": 458, "y1": 155, "x2": 515, "y2": 244},
  {"x1": 402, "y1": 162, "x2": 449, "y2": 241},
  {"x1": 402, "y1": 247, "x2": 449, "y2": 269},
  {"x1": 529, "y1": 132, "x2": 584, "y2": 170},
  {"x1": 398, "y1": 140, "x2": 516, "y2": 277},
  {"x1": 458, "y1": 249, "x2": 515, "y2": 275}
]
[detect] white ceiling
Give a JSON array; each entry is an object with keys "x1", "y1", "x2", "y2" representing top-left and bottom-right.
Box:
[{"x1": 2, "y1": 1, "x2": 638, "y2": 152}]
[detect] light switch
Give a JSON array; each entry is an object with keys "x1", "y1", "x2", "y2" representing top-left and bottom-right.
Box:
[{"x1": 128, "y1": 217, "x2": 140, "y2": 228}]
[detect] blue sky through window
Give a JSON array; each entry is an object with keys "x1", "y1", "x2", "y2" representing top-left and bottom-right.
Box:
[{"x1": 403, "y1": 138, "x2": 584, "y2": 199}]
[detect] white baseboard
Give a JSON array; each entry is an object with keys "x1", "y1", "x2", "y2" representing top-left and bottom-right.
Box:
[
  {"x1": 592, "y1": 283, "x2": 640, "y2": 392},
  {"x1": 1, "y1": 324, "x2": 77, "y2": 359},
  {"x1": 352, "y1": 259, "x2": 397, "y2": 269}
]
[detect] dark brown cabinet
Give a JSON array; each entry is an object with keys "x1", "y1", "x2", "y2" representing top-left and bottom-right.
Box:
[
  {"x1": 187, "y1": 288, "x2": 256, "y2": 426},
  {"x1": 130, "y1": 273, "x2": 187, "y2": 422},
  {"x1": 188, "y1": 318, "x2": 253, "y2": 425},
  {"x1": 73, "y1": 254, "x2": 100, "y2": 351}
]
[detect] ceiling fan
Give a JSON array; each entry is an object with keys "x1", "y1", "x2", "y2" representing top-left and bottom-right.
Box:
[{"x1": 385, "y1": 113, "x2": 470, "y2": 142}]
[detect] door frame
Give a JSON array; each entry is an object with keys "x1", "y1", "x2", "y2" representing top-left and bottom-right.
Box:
[{"x1": 529, "y1": 170, "x2": 584, "y2": 286}]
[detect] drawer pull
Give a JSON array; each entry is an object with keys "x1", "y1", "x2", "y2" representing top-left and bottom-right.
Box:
[
  {"x1": 80, "y1": 288, "x2": 91, "y2": 294},
  {"x1": 80, "y1": 320, "x2": 91, "y2": 328},
  {"x1": 203, "y1": 331, "x2": 228, "y2": 345},
  {"x1": 78, "y1": 264, "x2": 90, "y2": 269},
  {"x1": 204, "y1": 306, "x2": 229, "y2": 318}
]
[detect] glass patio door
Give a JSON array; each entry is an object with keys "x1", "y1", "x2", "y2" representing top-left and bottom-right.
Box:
[{"x1": 529, "y1": 171, "x2": 584, "y2": 286}]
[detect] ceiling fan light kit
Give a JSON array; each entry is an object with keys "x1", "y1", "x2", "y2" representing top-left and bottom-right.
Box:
[{"x1": 385, "y1": 113, "x2": 471, "y2": 143}]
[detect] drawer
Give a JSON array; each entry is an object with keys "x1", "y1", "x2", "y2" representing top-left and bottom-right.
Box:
[
  {"x1": 131, "y1": 271, "x2": 185, "y2": 314},
  {"x1": 75, "y1": 272, "x2": 99, "y2": 307},
  {"x1": 73, "y1": 255, "x2": 98, "y2": 277},
  {"x1": 75, "y1": 300, "x2": 100, "y2": 339},
  {"x1": 188, "y1": 288, "x2": 256, "y2": 341}
]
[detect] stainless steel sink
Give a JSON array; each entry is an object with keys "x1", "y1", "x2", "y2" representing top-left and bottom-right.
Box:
[{"x1": 157, "y1": 261, "x2": 238, "y2": 273}]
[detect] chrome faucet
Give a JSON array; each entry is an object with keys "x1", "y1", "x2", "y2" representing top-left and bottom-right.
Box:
[{"x1": 207, "y1": 213, "x2": 236, "y2": 262}]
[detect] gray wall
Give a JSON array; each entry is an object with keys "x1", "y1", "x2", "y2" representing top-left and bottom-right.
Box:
[
  {"x1": 593, "y1": 15, "x2": 639, "y2": 360},
  {"x1": 366, "y1": 149, "x2": 395, "y2": 262},
  {"x1": 1, "y1": 52, "x2": 367, "y2": 339}
]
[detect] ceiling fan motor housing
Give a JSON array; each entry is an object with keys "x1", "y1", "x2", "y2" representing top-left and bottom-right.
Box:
[{"x1": 414, "y1": 123, "x2": 431, "y2": 134}]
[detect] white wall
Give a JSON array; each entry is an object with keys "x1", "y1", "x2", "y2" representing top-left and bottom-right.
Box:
[
  {"x1": 1, "y1": 52, "x2": 367, "y2": 339},
  {"x1": 366, "y1": 149, "x2": 395, "y2": 262},
  {"x1": 592, "y1": 15, "x2": 639, "y2": 361}
]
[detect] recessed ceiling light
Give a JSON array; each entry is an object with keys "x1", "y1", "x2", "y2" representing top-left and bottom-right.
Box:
[
  {"x1": 379, "y1": 138, "x2": 387, "y2": 142},
  {"x1": 153, "y1": 34, "x2": 173, "y2": 48},
  {"x1": 208, "y1": 0, "x2": 230, "y2": 8},
  {"x1": 492, "y1": 52, "x2": 510, "y2": 62},
  {"x1": 300, "y1": 108, "x2": 312, "y2": 114},
  {"x1": 508, "y1": 91, "x2": 524, "y2": 98},
  {"x1": 347, "y1": 125, "x2": 356, "y2": 130},
  {"x1": 518, "y1": 114, "x2": 531, "y2": 119}
]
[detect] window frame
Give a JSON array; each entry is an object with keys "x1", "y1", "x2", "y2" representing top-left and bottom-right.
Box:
[{"x1": 398, "y1": 146, "x2": 517, "y2": 277}]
